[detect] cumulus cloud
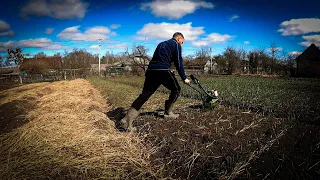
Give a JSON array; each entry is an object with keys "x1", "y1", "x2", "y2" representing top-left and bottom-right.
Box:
[
  {"x1": 191, "y1": 40, "x2": 209, "y2": 46},
  {"x1": 107, "y1": 44, "x2": 127, "y2": 49},
  {"x1": 110, "y1": 24, "x2": 121, "y2": 29},
  {"x1": 0, "y1": 38, "x2": 64, "y2": 52},
  {"x1": 206, "y1": 33, "x2": 233, "y2": 43},
  {"x1": 0, "y1": 41, "x2": 16, "y2": 52},
  {"x1": 141, "y1": 0, "x2": 214, "y2": 19},
  {"x1": 192, "y1": 33, "x2": 233, "y2": 47},
  {"x1": 278, "y1": 18, "x2": 320, "y2": 36},
  {"x1": 110, "y1": 32, "x2": 118, "y2": 36},
  {"x1": 89, "y1": 45, "x2": 99, "y2": 50},
  {"x1": 0, "y1": 31, "x2": 14, "y2": 37},
  {"x1": 0, "y1": 20, "x2": 14, "y2": 37},
  {"x1": 45, "y1": 28, "x2": 54, "y2": 34},
  {"x1": 136, "y1": 22, "x2": 205, "y2": 41},
  {"x1": 244, "y1": 41, "x2": 250, "y2": 44},
  {"x1": 57, "y1": 26, "x2": 111, "y2": 41},
  {"x1": 21, "y1": 0, "x2": 89, "y2": 20},
  {"x1": 43, "y1": 44, "x2": 63, "y2": 50},
  {"x1": 229, "y1": 15, "x2": 239, "y2": 22},
  {"x1": 267, "y1": 47, "x2": 283, "y2": 52},
  {"x1": 0, "y1": 20, "x2": 11, "y2": 32},
  {"x1": 288, "y1": 51, "x2": 302, "y2": 56},
  {"x1": 18, "y1": 38, "x2": 53, "y2": 48},
  {"x1": 300, "y1": 34, "x2": 320, "y2": 47}
]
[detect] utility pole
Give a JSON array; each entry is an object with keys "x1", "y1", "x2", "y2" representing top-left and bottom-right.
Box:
[
  {"x1": 210, "y1": 47, "x2": 213, "y2": 74},
  {"x1": 112, "y1": 50, "x2": 114, "y2": 64},
  {"x1": 98, "y1": 38, "x2": 102, "y2": 76}
]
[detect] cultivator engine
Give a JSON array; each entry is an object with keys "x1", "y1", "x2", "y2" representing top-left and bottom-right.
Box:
[{"x1": 188, "y1": 74, "x2": 219, "y2": 109}]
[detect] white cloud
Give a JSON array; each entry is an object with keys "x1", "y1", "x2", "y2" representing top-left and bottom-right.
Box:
[
  {"x1": 135, "y1": 36, "x2": 149, "y2": 41},
  {"x1": 192, "y1": 33, "x2": 233, "y2": 47},
  {"x1": 0, "y1": 48, "x2": 7, "y2": 53},
  {"x1": 0, "y1": 41, "x2": 16, "y2": 52},
  {"x1": 136, "y1": 22, "x2": 205, "y2": 41},
  {"x1": 45, "y1": 28, "x2": 54, "y2": 34},
  {"x1": 110, "y1": 24, "x2": 121, "y2": 29},
  {"x1": 57, "y1": 26, "x2": 111, "y2": 41},
  {"x1": 21, "y1": 0, "x2": 89, "y2": 20},
  {"x1": 206, "y1": 33, "x2": 233, "y2": 43},
  {"x1": 107, "y1": 44, "x2": 127, "y2": 50},
  {"x1": 43, "y1": 44, "x2": 63, "y2": 50},
  {"x1": 0, "y1": 20, "x2": 11, "y2": 32},
  {"x1": 300, "y1": 34, "x2": 320, "y2": 47},
  {"x1": 192, "y1": 40, "x2": 209, "y2": 46},
  {"x1": 0, "y1": 38, "x2": 64, "y2": 52},
  {"x1": 278, "y1": 18, "x2": 320, "y2": 36},
  {"x1": 244, "y1": 41, "x2": 250, "y2": 44},
  {"x1": 0, "y1": 20, "x2": 14, "y2": 37},
  {"x1": 89, "y1": 45, "x2": 100, "y2": 50},
  {"x1": 141, "y1": 0, "x2": 214, "y2": 19},
  {"x1": 110, "y1": 32, "x2": 118, "y2": 36},
  {"x1": 288, "y1": 51, "x2": 302, "y2": 56},
  {"x1": 18, "y1": 38, "x2": 53, "y2": 48},
  {"x1": 85, "y1": 26, "x2": 110, "y2": 34},
  {"x1": 229, "y1": 15, "x2": 239, "y2": 22},
  {"x1": 0, "y1": 31, "x2": 14, "y2": 37},
  {"x1": 267, "y1": 47, "x2": 283, "y2": 52}
]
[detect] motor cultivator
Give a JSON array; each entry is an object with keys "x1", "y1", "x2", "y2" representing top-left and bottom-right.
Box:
[{"x1": 188, "y1": 74, "x2": 219, "y2": 109}]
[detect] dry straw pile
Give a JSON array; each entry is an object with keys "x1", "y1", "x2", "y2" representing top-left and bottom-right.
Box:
[{"x1": 0, "y1": 79, "x2": 157, "y2": 179}]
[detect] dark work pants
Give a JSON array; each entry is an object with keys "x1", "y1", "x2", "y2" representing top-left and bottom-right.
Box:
[{"x1": 131, "y1": 70, "x2": 181, "y2": 111}]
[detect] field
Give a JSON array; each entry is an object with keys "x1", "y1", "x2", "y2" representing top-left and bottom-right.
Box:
[
  {"x1": 89, "y1": 75, "x2": 320, "y2": 179},
  {"x1": 0, "y1": 75, "x2": 319, "y2": 179}
]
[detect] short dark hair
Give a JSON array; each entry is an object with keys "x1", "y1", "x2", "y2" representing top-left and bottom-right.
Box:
[{"x1": 173, "y1": 32, "x2": 184, "y2": 39}]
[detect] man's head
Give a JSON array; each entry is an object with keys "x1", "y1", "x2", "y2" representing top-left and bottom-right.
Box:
[{"x1": 173, "y1": 32, "x2": 184, "y2": 46}]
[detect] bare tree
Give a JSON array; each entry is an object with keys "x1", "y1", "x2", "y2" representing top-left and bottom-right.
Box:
[
  {"x1": 103, "y1": 51, "x2": 120, "y2": 64},
  {"x1": 0, "y1": 55, "x2": 4, "y2": 67},
  {"x1": 53, "y1": 52, "x2": 62, "y2": 57},
  {"x1": 279, "y1": 50, "x2": 298, "y2": 76},
  {"x1": 194, "y1": 46, "x2": 211, "y2": 66},
  {"x1": 247, "y1": 47, "x2": 270, "y2": 74},
  {"x1": 223, "y1": 46, "x2": 241, "y2": 74},
  {"x1": 269, "y1": 42, "x2": 279, "y2": 74},
  {"x1": 248, "y1": 50, "x2": 259, "y2": 74},
  {"x1": 7, "y1": 48, "x2": 24, "y2": 65},
  {"x1": 214, "y1": 54, "x2": 227, "y2": 74},
  {"x1": 62, "y1": 48, "x2": 95, "y2": 69},
  {"x1": 269, "y1": 42, "x2": 279, "y2": 60},
  {"x1": 238, "y1": 47, "x2": 248, "y2": 74},
  {"x1": 125, "y1": 44, "x2": 150, "y2": 72},
  {"x1": 183, "y1": 55, "x2": 195, "y2": 66},
  {"x1": 33, "y1": 52, "x2": 47, "y2": 59}
]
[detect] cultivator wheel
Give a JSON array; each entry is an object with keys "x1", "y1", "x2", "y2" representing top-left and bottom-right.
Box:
[{"x1": 201, "y1": 95, "x2": 218, "y2": 109}]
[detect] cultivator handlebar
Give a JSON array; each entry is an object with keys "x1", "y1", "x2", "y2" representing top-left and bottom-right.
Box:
[
  {"x1": 188, "y1": 74, "x2": 219, "y2": 109},
  {"x1": 190, "y1": 74, "x2": 216, "y2": 98}
]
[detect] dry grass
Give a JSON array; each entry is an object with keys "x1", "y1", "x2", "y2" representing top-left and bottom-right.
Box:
[{"x1": 0, "y1": 79, "x2": 158, "y2": 179}]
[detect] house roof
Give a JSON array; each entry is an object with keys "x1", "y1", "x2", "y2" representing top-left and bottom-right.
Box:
[
  {"x1": 20, "y1": 57, "x2": 62, "y2": 70},
  {"x1": 296, "y1": 43, "x2": 320, "y2": 62}
]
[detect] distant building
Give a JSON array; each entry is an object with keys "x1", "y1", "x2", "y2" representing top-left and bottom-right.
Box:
[
  {"x1": 90, "y1": 64, "x2": 110, "y2": 72},
  {"x1": 296, "y1": 43, "x2": 320, "y2": 77}
]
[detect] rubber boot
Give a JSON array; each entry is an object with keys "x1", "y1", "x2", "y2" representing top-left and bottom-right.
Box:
[
  {"x1": 164, "y1": 100, "x2": 179, "y2": 119},
  {"x1": 118, "y1": 107, "x2": 139, "y2": 132}
]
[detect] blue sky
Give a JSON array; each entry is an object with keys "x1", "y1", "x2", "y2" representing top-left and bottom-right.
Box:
[{"x1": 0, "y1": 0, "x2": 320, "y2": 59}]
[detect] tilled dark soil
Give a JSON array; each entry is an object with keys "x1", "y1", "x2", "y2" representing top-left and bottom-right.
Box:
[{"x1": 108, "y1": 105, "x2": 320, "y2": 179}]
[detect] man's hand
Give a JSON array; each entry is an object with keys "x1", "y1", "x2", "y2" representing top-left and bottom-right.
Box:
[{"x1": 184, "y1": 78, "x2": 190, "y2": 84}]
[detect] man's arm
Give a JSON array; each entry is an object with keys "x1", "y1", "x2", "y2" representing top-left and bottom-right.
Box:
[{"x1": 173, "y1": 42, "x2": 187, "y2": 81}]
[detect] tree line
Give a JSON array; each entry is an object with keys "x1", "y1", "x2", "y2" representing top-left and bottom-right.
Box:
[{"x1": 2, "y1": 42, "x2": 298, "y2": 77}]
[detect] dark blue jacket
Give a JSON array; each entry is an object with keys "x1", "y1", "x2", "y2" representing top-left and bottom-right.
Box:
[{"x1": 147, "y1": 38, "x2": 187, "y2": 80}]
